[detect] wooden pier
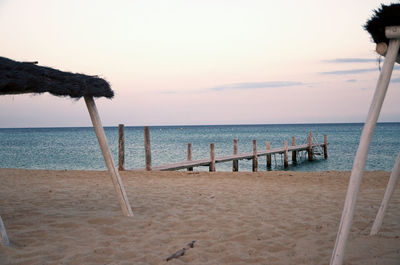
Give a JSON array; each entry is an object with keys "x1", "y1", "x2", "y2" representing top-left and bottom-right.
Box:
[
  {"x1": 118, "y1": 126, "x2": 328, "y2": 172},
  {"x1": 147, "y1": 142, "x2": 326, "y2": 171}
]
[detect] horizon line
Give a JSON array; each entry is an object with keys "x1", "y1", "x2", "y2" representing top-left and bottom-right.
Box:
[{"x1": 1, "y1": 121, "x2": 400, "y2": 129}]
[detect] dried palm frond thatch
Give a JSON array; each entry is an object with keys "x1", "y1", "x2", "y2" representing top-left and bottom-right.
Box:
[
  {"x1": 0, "y1": 56, "x2": 113, "y2": 98},
  {"x1": 364, "y1": 3, "x2": 400, "y2": 45}
]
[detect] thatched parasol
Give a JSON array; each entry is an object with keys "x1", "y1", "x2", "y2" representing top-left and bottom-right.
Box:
[
  {"x1": 330, "y1": 4, "x2": 400, "y2": 265},
  {"x1": 0, "y1": 56, "x2": 114, "y2": 98},
  {"x1": 364, "y1": 3, "x2": 400, "y2": 63},
  {"x1": 0, "y1": 57, "x2": 133, "y2": 245}
]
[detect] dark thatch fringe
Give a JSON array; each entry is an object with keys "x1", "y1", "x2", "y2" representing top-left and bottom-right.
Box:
[
  {"x1": 0, "y1": 56, "x2": 114, "y2": 99},
  {"x1": 364, "y1": 3, "x2": 400, "y2": 45}
]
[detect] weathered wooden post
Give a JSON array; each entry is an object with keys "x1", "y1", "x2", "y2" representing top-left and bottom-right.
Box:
[
  {"x1": 252, "y1": 140, "x2": 258, "y2": 172},
  {"x1": 233, "y1": 139, "x2": 238, "y2": 172},
  {"x1": 324, "y1": 134, "x2": 328, "y2": 159},
  {"x1": 209, "y1": 143, "x2": 215, "y2": 172},
  {"x1": 308, "y1": 131, "x2": 313, "y2": 161},
  {"x1": 284, "y1": 140, "x2": 289, "y2": 168},
  {"x1": 187, "y1": 143, "x2": 193, "y2": 171},
  {"x1": 292, "y1": 136, "x2": 297, "y2": 163},
  {"x1": 266, "y1": 141, "x2": 271, "y2": 168},
  {"x1": 118, "y1": 124, "x2": 125, "y2": 171},
  {"x1": 144, "y1": 126, "x2": 152, "y2": 171},
  {"x1": 370, "y1": 152, "x2": 400, "y2": 235},
  {"x1": 85, "y1": 97, "x2": 133, "y2": 217},
  {"x1": 330, "y1": 27, "x2": 400, "y2": 265},
  {"x1": 0, "y1": 216, "x2": 9, "y2": 246}
]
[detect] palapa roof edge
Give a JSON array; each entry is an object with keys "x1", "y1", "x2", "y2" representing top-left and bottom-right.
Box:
[
  {"x1": 0, "y1": 56, "x2": 114, "y2": 99},
  {"x1": 364, "y1": 3, "x2": 400, "y2": 45}
]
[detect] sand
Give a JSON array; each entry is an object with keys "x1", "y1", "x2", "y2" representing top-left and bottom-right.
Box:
[{"x1": 0, "y1": 169, "x2": 399, "y2": 265}]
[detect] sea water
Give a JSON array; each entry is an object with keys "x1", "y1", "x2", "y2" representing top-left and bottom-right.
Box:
[{"x1": 1, "y1": 123, "x2": 399, "y2": 172}]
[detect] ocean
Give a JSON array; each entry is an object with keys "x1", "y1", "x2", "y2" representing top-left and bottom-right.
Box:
[{"x1": 0, "y1": 123, "x2": 399, "y2": 172}]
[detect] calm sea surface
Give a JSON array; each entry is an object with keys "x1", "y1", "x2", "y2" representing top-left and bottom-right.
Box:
[{"x1": 0, "y1": 123, "x2": 399, "y2": 172}]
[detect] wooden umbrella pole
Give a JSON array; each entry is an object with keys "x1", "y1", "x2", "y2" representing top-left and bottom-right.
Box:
[
  {"x1": 84, "y1": 97, "x2": 133, "y2": 217},
  {"x1": 0, "y1": 215, "x2": 9, "y2": 246},
  {"x1": 370, "y1": 152, "x2": 400, "y2": 235},
  {"x1": 330, "y1": 38, "x2": 400, "y2": 265}
]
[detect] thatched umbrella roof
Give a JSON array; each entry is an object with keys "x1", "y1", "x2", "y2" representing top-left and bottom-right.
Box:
[
  {"x1": 0, "y1": 56, "x2": 114, "y2": 98},
  {"x1": 364, "y1": 3, "x2": 400, "y2": 45}
]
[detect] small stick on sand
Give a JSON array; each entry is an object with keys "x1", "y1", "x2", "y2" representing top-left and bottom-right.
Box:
[{"x1": 166, "y1": 241, "x2": 196, "y2": 261}]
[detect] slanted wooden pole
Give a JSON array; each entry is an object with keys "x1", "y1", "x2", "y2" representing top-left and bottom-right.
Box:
[
  {"x1": 330, "y1": 37, "x2": 400, "y2": 265},
  {"x1": 266, "y1": 141, "x2": 271, "y2": 168},
  {"x1": 292, "y1": 136, "x2": 297, "y2": 163},
  {"x1": 233, "y1": 139, "x2": 238, "y2": 172},
  {"x1": 84, "y1": 97, "x2": 133, "y2": 217},
  {"x1": 370, "y1": 152, "x2": 400, "y2": 235},
  {"x1": 308, "y1": 131, "x2": 313, "y2": 161},
  {"x1": 187, "y1": 143, "x2": 193, "y2": 171},
  {"x1": 0, "y1": 216, "x2": 9, "y2": 246},
  {"x1": 284, "y1": 140, "x2": 289, "y2": 168},
  {"x1": 209, "y1": 143, "x2": 215, "y2": 172},
  {"x1": 118, "y1": 124, "x2": 125, "y2": 171},
  {"x1": 252, "y1": 140, "x2": 258, "y2": 172},
  {"x1": 144, "y1": 126, "x2": 152, "y2": 171},
  {"x1": 324, "y1": 134, "x2": 328, "y2": 159}
]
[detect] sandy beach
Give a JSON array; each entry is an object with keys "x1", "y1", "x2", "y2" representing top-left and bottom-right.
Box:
[{"x1": 0, "y1": 169, "x2": 399, "y2": 264}]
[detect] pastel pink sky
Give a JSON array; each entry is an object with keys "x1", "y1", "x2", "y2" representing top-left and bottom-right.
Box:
[{"x1": 1, "y1": 0, "x2": 399, "y2": 127}]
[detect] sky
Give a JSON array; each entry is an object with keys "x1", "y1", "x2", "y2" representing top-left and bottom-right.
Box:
[{"x1": 1, "y1": 0, "x2": 400, "y2": 127}]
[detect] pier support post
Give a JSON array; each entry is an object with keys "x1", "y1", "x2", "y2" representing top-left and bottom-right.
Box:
[
  {"x1": 118, "y1": 124, "x2": 125, "y2": 171},
  {"x1": 308, "y1": 131, "x2": 313, "y2": 161},
  {"x1": 187, "y1": 143, "x2": 193, "y2": 171},
  {"x1": 0, "y1": 216, "x2": 9, "y2": 246},
  {"x1": 209, "y1": 143, "x2": 215, "y2": 172},
  {"x1": 252, "y1": 140, "x2": 258, "y2": 172},
  {"x1": 144, "y1": 126, "x2": 152, "y2": 171},
  {"x1": 85, "y1": 96, "x2": 133, "y2": 217},
  {"x1": 330, "y1": 36, "x2": 400, "y2": 265},
  {"x1": 324, "y1": 134, "x2": 328, "y2": 159},
  {"x1": 266, "y1": 141, "x2": 271, "y2": 169},
  {"x1": 284, "y1": 140, "x2": 289, "y2": 168},
  {"x1": 292, "y1": 136, "x2": 297, "y2": 163},
  {"x1": 233, "y1": 139, "x2": 238, "y2": 172},
  {"x1": 370, "y1": 152, "x2": 400, "y2": 235}
]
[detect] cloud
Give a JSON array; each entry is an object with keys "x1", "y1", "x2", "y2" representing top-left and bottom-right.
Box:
[
  {"x1": 159, "y1": 81, "x2": 305, "y2": 94},
  {"x1": 320, "y1": 68, "x2": 377, "y2": 75},
  {"x1": 209, "y1": 81, "x2": 304, "y2": 91},
  {"x1": 392, "y1": 77, "x2": 400, "y2": 83},
  {"x1": 324, "y1": 58, "x2": 378, "y2": 63},
  {"x1": 346, "y1": 79, "x2": 357, "y2": 82},
  {"x1": 320, "y1": 65, "x2": 400, "y2": 75}
]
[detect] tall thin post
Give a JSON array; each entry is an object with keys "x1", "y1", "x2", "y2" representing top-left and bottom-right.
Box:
[
  {"x1": 308, "y1": 131, "x2": 313, "y2": 161},
  {"x1": 209, "y1": 143, "x2": 215, "y2": 172},
  {"x1": 233, "y1": 139, "x2": 238, "y2": 172},
  {"x1": 284, "y1": 140, "x2": 289, "y2": 168},
  {"x1": 187, "y1": 143, "x2": 193, "y2": 171},
  {"x1": 0, "y1": 216, "x2": 9, "y2": 246},
  {"x1": 144, "y1": 126, "x2": 152, "y2": 171},
  {"x1": 266, "y1": 141, "x2": 271, "y2": 168},
  {"x1": 252, "y1": 140, "x2": 258, "y2": 172},
  {"x1": 330, "y1": 38, "x2": 400, "y2": 265},
  {"x1": 370, "y1": 152, "x2": 400, "y2": 235},
  {"x1": 324, "y1": 134, "x2": 328, "y2": 159},
  {"x1": 84, "y1": 97, "x2": 133, "y2": 217},
  {"x1": 292, "y1": 136, "x2": 297, "y2": 163},
  {"x1": 118, "y1": 124, "x2": 125, "y2": 171}
]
